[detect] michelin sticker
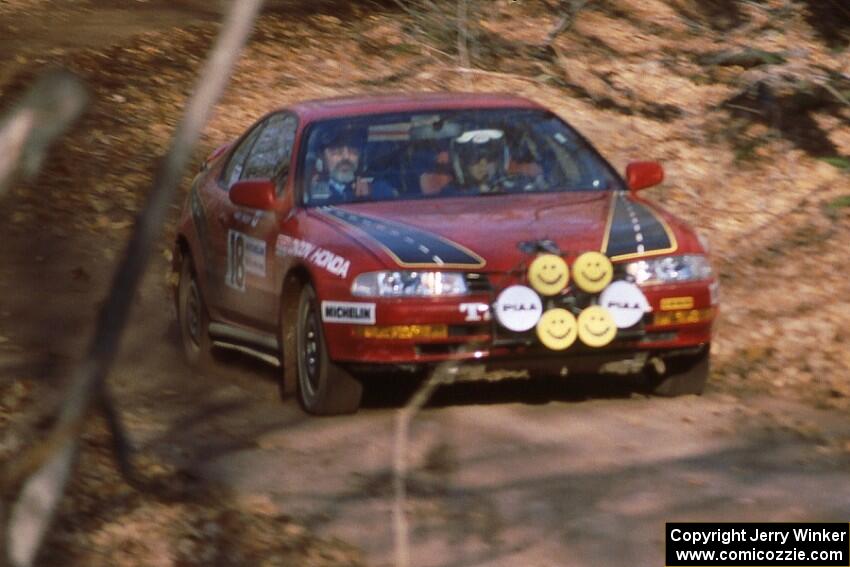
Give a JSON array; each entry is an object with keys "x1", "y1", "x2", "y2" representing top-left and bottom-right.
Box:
[
  {"x1": 494, "y1": 285, "x2": 542, "y2": 332},
  {"x1": 321, "y1": 301, "x2": 376, "y2": 324},
  {"x1": 599, "y1": 280, "x2": 650, "y2": 328},
  {"x1": 276, "y1": 235, "x2": 351, "y2": 278}
]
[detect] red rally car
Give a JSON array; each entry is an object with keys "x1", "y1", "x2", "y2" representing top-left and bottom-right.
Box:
[{"x1": 173, "y1": 93, "x2": 718, "y2": 415}]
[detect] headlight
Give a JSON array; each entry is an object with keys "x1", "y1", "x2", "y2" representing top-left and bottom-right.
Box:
[
  {"x1": 624, "y1": 255, "x2": 712, "y2": 285},
  {"x1": 351, "y1": 271, "x2": 468, "y2": 297}
]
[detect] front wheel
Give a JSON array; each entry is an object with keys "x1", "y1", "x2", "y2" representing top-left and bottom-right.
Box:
[
  {"x1": 296, "y1": 285, "x2": 363, "y2": 415},
  {"x1": 646, "y1": 347, "x2": 710, "y2": 396}
]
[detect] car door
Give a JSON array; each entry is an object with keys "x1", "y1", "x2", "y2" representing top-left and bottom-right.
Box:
[
  {"x1": 217, "y1": 112, "x2": 298, "y2": 330},
  {"x1": 203, "y1": 119, "x2": 268, "y2": 314}
]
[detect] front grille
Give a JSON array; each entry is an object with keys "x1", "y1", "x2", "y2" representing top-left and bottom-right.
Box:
[
  {"x1": 448, "y1": 324, "x2": 490, "y2": 337},
  {"x1": 415, "y1": 343, "x2": 467, "y2": 356},
  {"x1": 640, "y1": 331, "x2": 678, "y2": 343},
  {"x1": 464, "y1": 273, "x2": 492, "y2": 293}
]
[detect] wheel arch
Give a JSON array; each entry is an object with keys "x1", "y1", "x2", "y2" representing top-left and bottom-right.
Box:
[
  {"x1": 173, "y1": 234, "x2": 192, "y2": 310},
  {"x1": 175, "y1": 234, "x2": 191, "y2": 266},
  {"x1": 279, "y1": 264, "x2": 313, "y2": 396}
]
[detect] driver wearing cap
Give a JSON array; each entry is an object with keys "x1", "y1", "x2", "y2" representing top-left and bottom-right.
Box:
[
  {"x1": 309, "y1": 125, "x2": 397, "y2": 204},
  {"x1": 309, "y1": 125, "x2": 373, "y2": 203}
]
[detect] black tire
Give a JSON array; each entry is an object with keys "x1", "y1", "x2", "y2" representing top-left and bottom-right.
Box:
[
  {"x1": 177, "y1": 255, "x2": 217, "y2": 370},
  {"x1": 295, "y1": 285, "x2": 363, "y2": 415},
  {"x1": 647, "y1": 347, "x2": 710, "y2": 396}
]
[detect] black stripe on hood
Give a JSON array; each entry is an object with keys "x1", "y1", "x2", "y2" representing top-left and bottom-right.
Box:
[
  {"x1": 603, "y1": 192, "x2": 677, "y2": 260},
  {"x1": 318, "y1": 206, "x2": 486, "y2": 269}
]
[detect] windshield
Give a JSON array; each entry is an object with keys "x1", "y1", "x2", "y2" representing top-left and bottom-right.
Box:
[{"x1": 300, "y1": 108, "x2": 623, "y2": 206}]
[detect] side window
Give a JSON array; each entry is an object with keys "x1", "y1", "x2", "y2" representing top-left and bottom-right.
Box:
[
  {"x1": 277, "y1": 115, "x2": 298, "y2": 189},
  {"x1": 241, "y1": 114, "x2": 298, "y2": 182},
  {"x1": 222, "y1": 123, "x2": 265, "y2": 188}
]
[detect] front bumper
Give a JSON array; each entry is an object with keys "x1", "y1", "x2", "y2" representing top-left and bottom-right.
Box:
[{"x1": 322, "y1": 280, "x2": 716, "y2": 366}]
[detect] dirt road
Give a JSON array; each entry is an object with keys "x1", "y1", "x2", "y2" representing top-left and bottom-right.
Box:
[
  {"x1": 2, "y1": 1, "x2": 850, "y2": 565},
  {"x1": 185, "y1": 385, "x2": 850, "y2": 566}
]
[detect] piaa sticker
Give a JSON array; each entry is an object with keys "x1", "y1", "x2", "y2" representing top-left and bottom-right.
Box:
[
  {"x1": 494, "y1": 285, "x2": 542, "y2": 332},
  {"x1": 599, "y1": 281, "x2": 650, "y2": 328}
]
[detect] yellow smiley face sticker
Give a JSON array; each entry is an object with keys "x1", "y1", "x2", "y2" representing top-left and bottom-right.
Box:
[
  {"x1": 572, "y1": 252, "x2": 613, "y2": 294},
  {"x1": 528, "y1": 254, "x2": 569, "y2": 296},
  {"x1": 536, "y1": 308, "x2": 577, "y2": 350},
  {"x1": 577, "y1": 305, "x2": 617, "y2": 347}
]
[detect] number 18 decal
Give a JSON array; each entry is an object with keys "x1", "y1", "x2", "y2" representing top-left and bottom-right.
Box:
[{"x1": 226, "y1": 230, "x2": 246, "y2": 291}]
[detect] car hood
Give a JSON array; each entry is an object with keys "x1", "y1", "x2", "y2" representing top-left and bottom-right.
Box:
[{"x1": 309, "y1": 192, "x2": 700, "y2": 273}]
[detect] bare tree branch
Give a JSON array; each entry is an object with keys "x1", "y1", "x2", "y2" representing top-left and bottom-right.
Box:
[
  {"x1": 457, "y1": 0, "x2": 472, "y2": 90},
  {"x1": 822, "y1": 81, "x2": 850, "y2": 107},
  {"x1": 2, "y1": 1, "x2": 264, "y2": 565},
  {"x1": 545, "y1": 0, "x2": 589, "y2": 46},
  {"x1": 390, "y1": 0, "x2": 422, "y2": 24},
  {"x1": 393, "y1": 356, "x2": 466, "y2": 567},
  {"x1": 5, "y1": 443, "x2": 77, "y2": 567},
  {"x1": 97, "y1": 386, "x2": 141, "y2": 489},
  {"x1": 0, "y1": 70, "x2": 88, "y2": 198}
]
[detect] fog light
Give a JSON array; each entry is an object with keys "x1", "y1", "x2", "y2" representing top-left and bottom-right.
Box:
[
  {"x1": 354, "y1": 324, "x2": 449, "y2": 340},
  {"x1": 652, "y1": 308, "x2": 715, "y2": 326}
]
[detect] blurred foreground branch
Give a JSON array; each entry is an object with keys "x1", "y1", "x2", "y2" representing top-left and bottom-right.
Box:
[
  {"x1": 393, "y1": 356, "x2": 466, "y2": 567},
  {"x1": 0, "y1": 70, "x2": 88, "y2": 198},
  {"x1": 457, "y1": 0, "x2": 472, "y2": 89},
  {"x1": 1, "y1": 1, "x2": 264, "y2": 565}
]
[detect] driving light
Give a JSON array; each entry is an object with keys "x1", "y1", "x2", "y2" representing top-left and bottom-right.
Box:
[
  {"x1": 351, "y1": 271, "x2": 468, "y2": 297},
  {"x1": 624, "y1": 255, "x2": 712, "y2": 285}
]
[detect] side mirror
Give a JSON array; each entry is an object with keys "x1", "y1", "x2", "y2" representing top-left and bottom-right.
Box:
[
  {"x1": 229, "y1": 179, "x2": 276, "y2": 210},
  {"x1": 625, "y1": 161, "x2": 664, "y2": 192}
]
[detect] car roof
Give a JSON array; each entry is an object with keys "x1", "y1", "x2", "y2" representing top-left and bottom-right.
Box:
[{"x1": 287, "y1": 92, "x2": 544, "y2": 123}]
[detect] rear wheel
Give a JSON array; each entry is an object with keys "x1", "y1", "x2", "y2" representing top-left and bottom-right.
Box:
[
  {"x1": 647, "y1": 347, "x2": 710, "y2": 396},
  {"x1": 296, "y1": 285, "x2": 363, "y2": 415},
  {"x1": 177, "y1": 255, "x2": 216, "y2": 370}
]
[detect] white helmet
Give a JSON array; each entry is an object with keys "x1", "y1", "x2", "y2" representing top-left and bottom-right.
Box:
[{"x1": 450, "y1": 129, "x2": 509, "y2": 186}]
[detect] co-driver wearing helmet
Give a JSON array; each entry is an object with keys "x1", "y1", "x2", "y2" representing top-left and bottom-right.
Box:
[{"x1": 441, "y1": 129, "x2": 542, "y2": 195}]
